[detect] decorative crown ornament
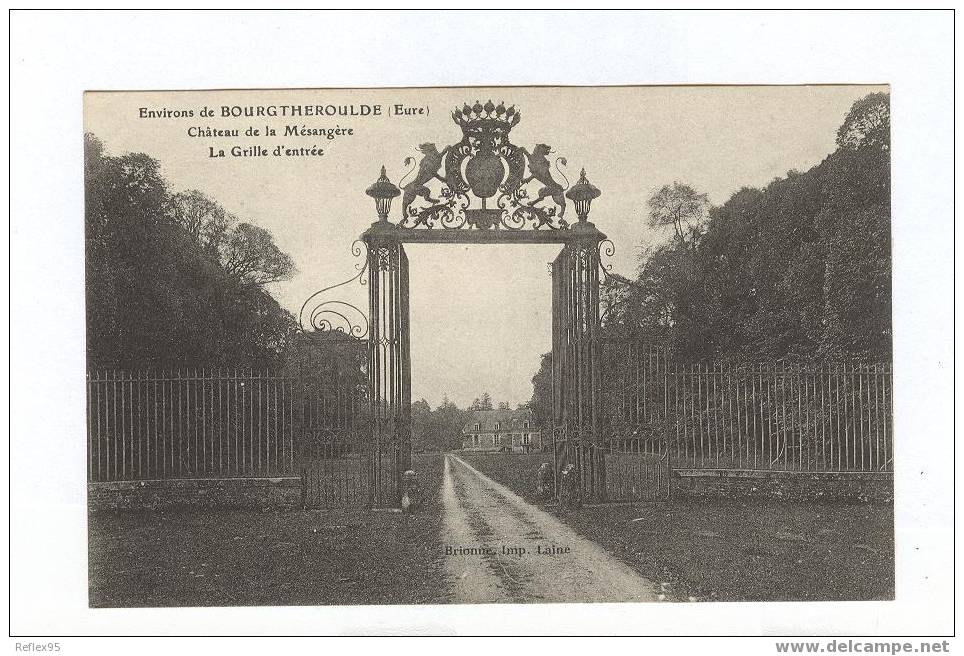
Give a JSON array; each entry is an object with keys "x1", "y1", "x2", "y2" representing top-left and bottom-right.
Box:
[
  {"x1": 451, "y1": 100, "x2": 522, "y2": 164},
  {"x1": 452, "y1": 100, "x2": 521, "y2": 138},
  {"x1": 391, "y1": 101, "x2": 597, "y2": 232}
]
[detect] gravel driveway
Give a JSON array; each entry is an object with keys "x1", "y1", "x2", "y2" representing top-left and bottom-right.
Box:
[{"x1": 442, "y1": 453, "x2": 665, "y2": 603}]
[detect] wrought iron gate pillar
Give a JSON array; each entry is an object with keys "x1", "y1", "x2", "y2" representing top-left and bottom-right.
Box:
[
  {"x1": 362, "y1": 221, "x2": 411, "y2": 508},
  {"x1": 552, "y1": 222, "x2": 607, "y2": 503}
]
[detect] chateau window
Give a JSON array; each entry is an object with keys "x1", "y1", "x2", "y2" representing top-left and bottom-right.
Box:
[
  {"x1": 523, "y1": 421, "x2": 530, "y2": 429},
  {"x1": 494, "y1": 422, "x2": 500, "y2": 430},
  {"x1": 523, "y1": 433, "x2": 531, "y2": 444},
  {"x1": 474, "y1": 423, "x2": 480, "y2": 431}
]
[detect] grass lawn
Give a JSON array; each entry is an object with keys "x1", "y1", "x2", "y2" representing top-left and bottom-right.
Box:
[
  {"x1": 88, "y1": 453, "x2": 448, "y2": 607},
  {"x1": 90, "y1": 449, "x2": 894, "y2": 606},
  {"x1": 459, "y1": 452, "x2": 549, "y2": 503},
  {"x1": 460, "y1": 452, "x2": 894, "y2": 602}
]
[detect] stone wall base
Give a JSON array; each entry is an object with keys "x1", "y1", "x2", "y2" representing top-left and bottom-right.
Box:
[
  {"x1": 671, "y1": 469, "x2": 893, "y2": 503},
  {"x1": 88, "y1": 477, "x2": 302, "y2": 510}
]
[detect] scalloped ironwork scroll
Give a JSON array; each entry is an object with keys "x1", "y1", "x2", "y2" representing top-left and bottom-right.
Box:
[
  {"x1": 298, "y1": 241, "x2": 370, "y2": 341},
  {"x1": 598, "y1": 240, "x2": 646, "y2": 327}
]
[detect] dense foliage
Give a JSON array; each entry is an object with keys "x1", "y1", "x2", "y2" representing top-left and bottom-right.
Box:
[
  {"x1": 529, "y1": 93, "x2": 892, "y2": 420},
  {"x1": 469, "y1": 392, "x2": 494, "y2": 411},
  {"x1": 412, "y1": 391, "x2": 527, "y2": 451},
  {"x1": 411, "y1": 397, "x2": 470, "y2": 452},
  {"x1": 609, "y1": 92, "x2": 891, "y2": 361},
  {"x1": 528, "y1": 353, "x2": 553, "y2": 428},
  {"x1": 85, "y1": 134, "x2": 298, "y2": 369}
]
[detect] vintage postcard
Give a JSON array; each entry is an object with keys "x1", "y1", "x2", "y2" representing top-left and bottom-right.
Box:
[{"x1": 83, "y1": 85, "x2": 894, "y2": 608}]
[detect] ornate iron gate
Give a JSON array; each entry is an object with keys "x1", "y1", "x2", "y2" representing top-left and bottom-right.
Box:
[
  {"x1": 300, "y1": 100, "x2": 619, "y2": 508},
  {"x1": 598, "y1": 336, "x2": 672, "y2": 502},
  {"x1": 551, "y1": 249, "x2": 673, "y2": 504},
  {"x1": 299, "y1": 341, "x2": 371, "y2": 508}
]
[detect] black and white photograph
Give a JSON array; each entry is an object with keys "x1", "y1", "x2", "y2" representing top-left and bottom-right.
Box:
[{"x1": 82, "y1": 85, "x2": 895, "y2": 607}]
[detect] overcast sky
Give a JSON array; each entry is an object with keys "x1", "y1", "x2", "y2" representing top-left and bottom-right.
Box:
[{"x1": 85, "y1": 85, "x2": 884, "y2": 407}]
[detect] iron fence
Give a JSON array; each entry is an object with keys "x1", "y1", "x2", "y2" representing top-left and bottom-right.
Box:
[
  {"x1": 87, "y1": 369, "x2": 298, "y2": 482},
  {"x1": 668, "y1": 361, "x2": 893, "y2": 474},
  {"x1": 88, "y1": 357, "x2": 893, "y2": 495},
  {"x1": 594, "y1": 337, "x2": 893, "y2": 502}
]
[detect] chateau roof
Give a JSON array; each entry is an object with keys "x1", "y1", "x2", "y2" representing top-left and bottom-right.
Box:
[{"x1": 462, "y1": 408, "x2": 536, "y2": 434}]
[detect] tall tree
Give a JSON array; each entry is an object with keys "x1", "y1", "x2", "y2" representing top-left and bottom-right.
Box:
[
  {"x1": 85, "y1": 134, "x2": 299, "y2": 368},
  {"x1": 623, "y1": 92, "x2": 891, "y2": 361},
  {"x1": 167, "y1": 189, "x2": 233, "y2": 259},
  {"x1": 223, "y1": 223, "x2": 296, "y2": 288},
  {"x1": 836, "y1": 92, "x2": 890, "y2": 152},
  {"x1": 411, "y1": 397, "x2": 469, "y2": 452},
  {"x1": 469, "y1": 392, "x2": 494, "y2": 411},
  {"x1": 528, "y1": 353, "x2": 553, "y2": 428},
  {"x1": 646, "y1": 182, "x2": 709, "y2": 248}
]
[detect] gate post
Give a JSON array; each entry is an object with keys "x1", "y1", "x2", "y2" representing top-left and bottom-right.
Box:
[
  {"x1": 552, "y1": 218, "x2": 607, "y2": 504},
  {"x1": 362, "y1": 219, "x2": 411, "y2": 508}
]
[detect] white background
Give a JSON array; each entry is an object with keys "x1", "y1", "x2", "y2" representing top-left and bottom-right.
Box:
[{"x1": 5, "y1": 8, "x2": 956, "y2": 646}]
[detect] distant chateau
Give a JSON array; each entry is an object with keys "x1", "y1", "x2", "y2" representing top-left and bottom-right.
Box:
[{"x1": 461, "y1": 409, "x2": 542, "y2": 453}]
